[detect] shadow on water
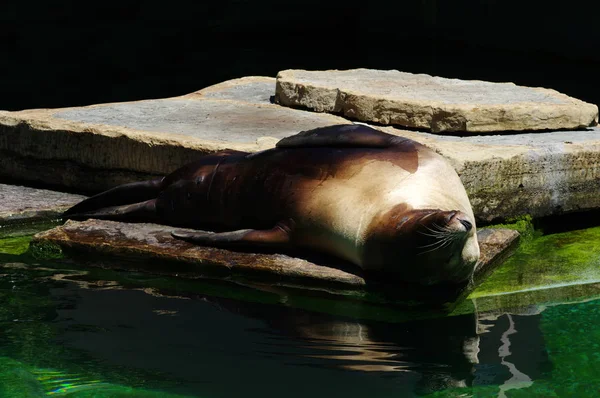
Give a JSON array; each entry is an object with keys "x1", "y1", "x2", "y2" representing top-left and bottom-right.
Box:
[
  {"x1": 0, "y1": 257, "x2": 475, "y2": 396},
  {"x1": 1, "y1": 253, "x2": 591, "y2": 397}
]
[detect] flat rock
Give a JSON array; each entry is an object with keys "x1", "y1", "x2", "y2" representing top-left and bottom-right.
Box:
[
  {"x1": 30, "y1": 219, "x2": 519, "y2": 306},
  {"x1": 0, "y1": 79, "x2": 349, "y2": 191},
  {"x1": 186, "y1": 76, "x2": 275, "y2": 105},
  {"x1": 1, "y1": 76, "x2": 600, "y2": 221},
  {"x1": 275, "y1": 69, "x2": 599, "y2": 133},
  {"x1": 0, "y1": 183, "x2": 86, "y2": 226}
]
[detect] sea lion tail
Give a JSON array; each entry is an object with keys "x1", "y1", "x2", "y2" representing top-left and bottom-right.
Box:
[{"x1": 63, "y1": 179, "x2": 163, "y2": 218}]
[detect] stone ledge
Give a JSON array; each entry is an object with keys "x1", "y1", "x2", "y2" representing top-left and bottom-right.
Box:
[
  {"x1": 184, "y1": 76, "x2": 275, "y2": 105},
  {"x1": 0, "y1": 183, "x2": 86, "y2": 226},
  {"x1": 275, "y1": 69, "x2": 599, "y2": 133},
  {"x1": 31, "y1": 219, "x2": 519, "y2": 306},
  {"x1": 1, "y1": 76, "x2": 600, "y2": 222},
  {"x1": 0, "y1": 87, "x2": 350, "y2": 178}
]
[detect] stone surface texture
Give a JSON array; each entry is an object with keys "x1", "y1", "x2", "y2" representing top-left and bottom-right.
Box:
[
  {"x1": 1, "y1": 76, "x2": 600, "y2": 221},
  {"x1": 31, "y1": 219, "x2": 519, "y2": 302},
  {"x1": 0, "y1": 183, "x2": 86, "y2": 226},
  {"x1": 275, "y1": 69, "x2": 599, "y2": 133},
  {"x1": 0, "y1": 77, "x2": 349, "y2": 191},
  {"x1": 187, "y1": 76, "x2": 275, "y2": 105}
]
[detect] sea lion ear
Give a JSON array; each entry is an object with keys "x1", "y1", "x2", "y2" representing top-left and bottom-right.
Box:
[{"x1": 276, "y1": 124, "x2": 417, "y2": 150}]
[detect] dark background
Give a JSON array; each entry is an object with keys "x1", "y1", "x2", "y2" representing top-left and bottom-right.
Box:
[{"x1": 2, "y1": 1, "x2": 598, "y2": 111}]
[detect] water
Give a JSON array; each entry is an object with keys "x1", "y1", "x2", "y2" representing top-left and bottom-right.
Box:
[{"x1": 0, "y1": 228, "x2": 599, "y2": 397}]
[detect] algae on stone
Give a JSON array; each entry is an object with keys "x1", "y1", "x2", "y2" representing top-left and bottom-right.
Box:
[
  {"x1": 486, "y1": 214, "x2": 536, "y2": 240},
  {"x1": 470, "y1": 225, "x2": 600, "y2": 298},
  {"x1": 0, "y1": 236, "x2": 32, "y2": 256}
]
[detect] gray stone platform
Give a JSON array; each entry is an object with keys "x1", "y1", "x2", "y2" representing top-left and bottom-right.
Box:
[
  {"x1": 0, "y1": 183, "x2": 86, "y2": 226},
  {"x1": 275, "y1": 69, "x2": 598, "y2": 133},
  {"x1": 1, "y1": 75, "x2": 600, "y2": 222}
]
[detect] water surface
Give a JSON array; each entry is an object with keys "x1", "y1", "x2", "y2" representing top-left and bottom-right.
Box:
[{"x1": 0, "y1": 226, "x2": 599, "y2": 397}]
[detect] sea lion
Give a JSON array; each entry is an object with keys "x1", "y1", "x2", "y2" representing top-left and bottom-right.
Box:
[{"x1": 64, "y1": 124, "x2": 480, "y2": 285}]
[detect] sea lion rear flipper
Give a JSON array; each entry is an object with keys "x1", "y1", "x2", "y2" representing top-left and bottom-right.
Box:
[
  {"x1": 171, "y1": 221, "x2": 293, "y2": 249},
  {"x1": 63, "y1": 179, "x2": 164, "y2": 217},
  {"x1": 276, "y1": 124, "x2": 415, "y2": 149}
]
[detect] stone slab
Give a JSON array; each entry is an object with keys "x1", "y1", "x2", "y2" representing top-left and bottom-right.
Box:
[
  {"x1": 275, "y1": 69, "x2": 599, "y2": 133},
  {"x1": 0, "y1": 79, "x2": 350, "y2": 191},
  {"x1": 185, "y1": 76, "x2": 275, "y2": 105},
  {"x1": 1, "y1": 76, "x2": 600, "y2": 221},
  {"x1": 30, "y1": 219, "x2": 519, "y2": 306},
  {"x1": 0, "y1": 183, "x2": 86, "y2": 226}
]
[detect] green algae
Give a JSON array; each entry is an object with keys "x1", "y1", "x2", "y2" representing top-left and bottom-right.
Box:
[
  {"x1": 0, "y1": 357, "x2": 45, "y2": 397},
  {"x1": 28, "y1": 240, "x2": 64, "y2": 260},
  {"x1": 0, "y1": 220, "x2": 62, "y2": 258},
  {"x1": 487, "y1": 214, "x2": 536, "y2": 240},
  {"x1": 469, "y1": 225, "x2": 600, "y2": 298},
  {"x1": 533, "y1": 298, "x2": 600, "y2": 396},
  {"x1": 0, "y1": 220, "x2": 61, "y2": 239},
  {"x1": 0, "y1": 236, "x2": 33, "y2": 256},
  {"x1": 450, "y1": 282, "x2": 600, "y2": 317}
]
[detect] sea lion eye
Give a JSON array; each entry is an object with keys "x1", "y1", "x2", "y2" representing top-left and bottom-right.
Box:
[
  {"x1": 396, "y1": 216, "x2": 409, "y2": 229},
  {"x1": 445, "y1": 211, "x2": 457, "y2": 223}
]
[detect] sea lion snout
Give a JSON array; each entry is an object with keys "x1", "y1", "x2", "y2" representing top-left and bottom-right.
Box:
[
  {"x1": 413, "y1": 209, "x2": 479, "y2": 285},
  {"x1": 458, "y1": 218, "x2": 473, "y2": 232}
]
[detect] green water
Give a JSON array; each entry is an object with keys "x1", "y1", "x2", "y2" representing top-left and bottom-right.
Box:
[
  {"x1": 472, "y1": 224, "x2": 600, "y2": 297},
  {"x1": 0, "y1": 225, "x2": 599, "y2": 397}
]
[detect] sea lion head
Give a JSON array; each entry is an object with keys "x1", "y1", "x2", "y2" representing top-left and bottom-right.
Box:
[{"x1": 363, "y1": 207, "x2": 480, "y2": 286}]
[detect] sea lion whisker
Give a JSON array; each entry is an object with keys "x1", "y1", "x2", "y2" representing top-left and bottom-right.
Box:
[
  {"x1": 418, "y1": 236, "x2": 458, "y2": 255},
  {"x1": 420, "y1": 227, "x2": 454, "y2": 240},
  {"x1": 418, "y1": 233, "x2": 454, "y2": 248},
  {"x1": 420, "y1": 224, "x2": 449, "y2": 238},
  {"x1": 418, "y1": 230, "x2": 444, "y2": 238},
  {"x1": 418, "y1": 229, "x2": 463, "y2": 254},
  {"x1": 418, "y1": 234, "x2": 453, "y2": 251},
  {"x1": 418, "y1": 236, "x2": 452, "y2": 249},
  {"x1": 418, "y1": 241, "x2": 449, "y2": 255}
]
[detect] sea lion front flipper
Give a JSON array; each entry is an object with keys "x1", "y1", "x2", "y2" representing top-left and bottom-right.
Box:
[
  {"x1": 276, "y1": 124, "x2": 415, "y2": 149},
  {"x1": 171, "y1": 221, "x2": 293, "y2": 249}
]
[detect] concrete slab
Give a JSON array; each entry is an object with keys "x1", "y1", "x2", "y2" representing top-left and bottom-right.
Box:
[
  {"x1": 0, "y1": 183, "x2": 86, "y2": 226},
  {"x1": 30, "y1": 219, "x2": 519, "y2": 307},
  {"x1": 0, "y1": 80, "x2": 350, "y2": 191},
  {"x1": 275, "y1": 69, "x2": 599, "y2": 133},
  {"x1": 1, "y1": 76, "x2": 599, "y2": 221},
  {"x1": 185, "y1": 76, "x2": 275, "y2": 105}
]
